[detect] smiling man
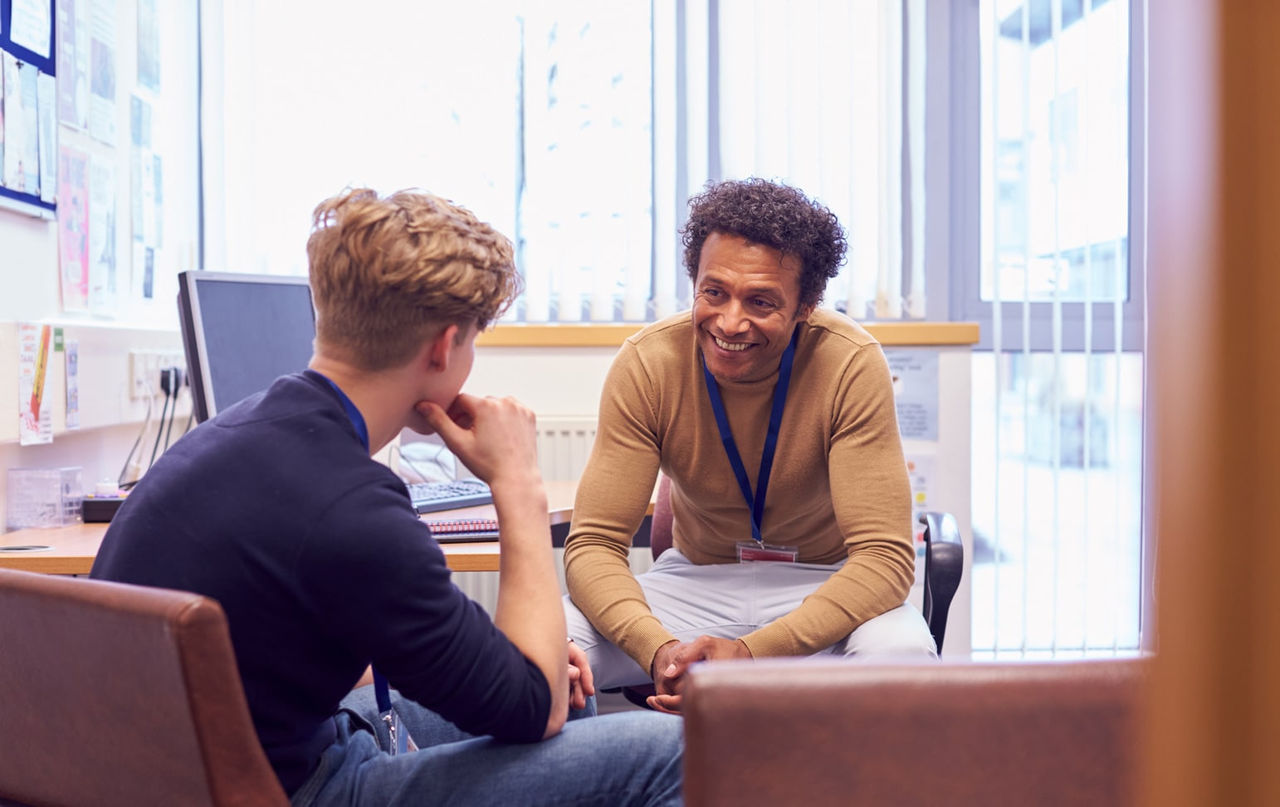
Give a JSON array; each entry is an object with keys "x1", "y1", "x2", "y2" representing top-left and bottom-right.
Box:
[{"x1": 564, "y1": 178, "x2": 936, "y2": 712}]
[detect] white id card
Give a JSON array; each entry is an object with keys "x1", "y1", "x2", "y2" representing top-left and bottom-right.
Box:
[{"x1": 736, "y1": 541, "x2": 799, "y2": 563}]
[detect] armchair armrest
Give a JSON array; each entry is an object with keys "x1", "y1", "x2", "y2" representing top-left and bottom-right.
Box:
[
  {"x1": 920, "y1": 511, "x2": 963, "y2": 651},
  {"x1": 683, "y1": 657, "x2": 1146, "y2": 807}
]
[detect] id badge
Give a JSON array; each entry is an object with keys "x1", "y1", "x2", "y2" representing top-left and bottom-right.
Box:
[
  {"x1": 736, "y1": 541, "x2": 799, "y2": 563},
  {"x1": 380, "y1": 708, "x2": 419, "y2": 756}
]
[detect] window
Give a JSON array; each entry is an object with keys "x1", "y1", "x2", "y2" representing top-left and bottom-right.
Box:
[
  {"x1": 203, "y1": 0, "x2": 652, "y2": 321},
  {"x1": 202, "y1": 1, "x2": 926, "y2": 323},
  {"x1": 966, "y1": 0, "x2": 1146, "y2": 656}
]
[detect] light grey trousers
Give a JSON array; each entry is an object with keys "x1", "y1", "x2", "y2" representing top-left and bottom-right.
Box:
[{"x1": 564, "y1": 547, "x2": 937, "y2": 689}]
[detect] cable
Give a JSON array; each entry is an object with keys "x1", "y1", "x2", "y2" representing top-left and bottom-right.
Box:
[
  {"x1": 118, "y1": 394, "x2": 154, "y2": 489},
  {"x1": 162, "y1": 388, "x2": 178, "y2": 451},
  {"x1": 148, "y1": 371, "x2": 173, "y2": 471},
  {"x1": 163, "y1": 368, "x2": 184, "y2": 451}
]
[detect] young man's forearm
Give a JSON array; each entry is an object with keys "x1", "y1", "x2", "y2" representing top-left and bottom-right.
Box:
[{"x1": 491, "y1": 477, "x2": 569, "y2": 738}]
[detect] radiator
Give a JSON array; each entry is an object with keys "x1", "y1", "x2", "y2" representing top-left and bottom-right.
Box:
[
  {"x1": 453, "y1": 416, "x2": 655, "y2": 614},
  {"x1": 535, "y1": 416, "x2": 598, "y2": 482}
]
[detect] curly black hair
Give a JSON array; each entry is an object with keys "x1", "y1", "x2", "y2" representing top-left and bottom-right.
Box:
[{"x1": 680, "y1": 178, "x2": 847, "y2": 310}]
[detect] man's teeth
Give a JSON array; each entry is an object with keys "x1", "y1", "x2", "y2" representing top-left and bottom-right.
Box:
[{"x1": 714, "y1": 337, "x2": 750, "y2": 352}]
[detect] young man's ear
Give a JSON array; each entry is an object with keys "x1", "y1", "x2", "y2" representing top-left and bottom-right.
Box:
[{"x1": 426, "y1": 323, "x2": 460, "y2": 371}]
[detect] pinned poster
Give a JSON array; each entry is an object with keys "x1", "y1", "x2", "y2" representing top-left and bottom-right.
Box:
[
  {"x1": 88, "y1": 0, "x2": 117, "y2": 145},
  {"x1": 9, "y1": 0, "x2": 53, "y2": 59},
  {"x1": 18, "y1": 323, "x2": 54, "y2": 446},
  {"x1": 905, "y1": 454, "x2": 936, "y2": 546},
  {"x1": 17, "y1": 61, "x2": 40, "y2": 194},
  {"x1": 36, "y1": 71, "x2": 55, "y2": 202},
  {"x1": 886, "y1": 349, "x2": 940, "y2": 441},
  {"x1": 56, "y1": 0, "x2": 90, "y2": 130},
  {"x1": 88, "y1": 156, "x2": 118, "y2": 316},
  {"x1": 905, "y1": 453, "x2": 937, "y2": 588},
  {"x1": 65, "y1": 338, "x2": 81, "y2": 430},
  {"x1": 58, "y1": 146, "x2": 89, "y2": 311},
  {"x1": 136, "y1": 0, "x2": 160, "y2": 91},
  {"x1": 2, "y1": 53, "x2": 26, "y2": 189}
]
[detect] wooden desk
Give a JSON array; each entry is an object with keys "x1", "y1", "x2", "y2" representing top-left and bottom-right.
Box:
[{"x1": 0, "y1": 480, "x2": 589, "y2": 576}]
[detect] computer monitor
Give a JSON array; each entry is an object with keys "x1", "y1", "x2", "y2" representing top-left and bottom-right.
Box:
[{"x1": 177, "y1": 270, "x2": 316, "y2": 423}]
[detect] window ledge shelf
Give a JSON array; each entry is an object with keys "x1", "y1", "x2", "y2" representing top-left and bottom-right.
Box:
[{"x1": 477, "y1": 321, "x2": 980, "y2": 348}]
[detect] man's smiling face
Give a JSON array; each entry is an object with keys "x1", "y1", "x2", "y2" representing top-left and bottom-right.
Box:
[{"x1": 692, "y1": 231, "x2": 812, "y2": 383}]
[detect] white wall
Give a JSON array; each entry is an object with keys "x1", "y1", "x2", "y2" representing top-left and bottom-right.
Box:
[
  {"x1": 465, "y1": 346, "x2": 619, "y2": 417},
  {"x1": 0, "y1": 0, "x2": 198, "y2": 524},
  {"x1": 0, "y1": 336, "x2": 973, "y2": 653}
]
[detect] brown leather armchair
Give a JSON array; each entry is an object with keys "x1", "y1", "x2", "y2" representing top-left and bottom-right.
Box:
[
  {"x1": 0, "y1": 568, "x2": 287, "y2": 807},
  {"x1": 683, "y1": 657, "x2": 1146, "y2": 807}
]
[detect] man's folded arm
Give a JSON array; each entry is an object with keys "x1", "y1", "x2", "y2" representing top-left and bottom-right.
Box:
[{"x1": 563, "y1": 342, "x2": 670, "y2": 673}]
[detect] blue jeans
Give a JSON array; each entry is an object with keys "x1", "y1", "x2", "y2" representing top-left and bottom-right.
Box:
[{"x1": 290, "y1": 687, "x2": 683, "y2": 806}]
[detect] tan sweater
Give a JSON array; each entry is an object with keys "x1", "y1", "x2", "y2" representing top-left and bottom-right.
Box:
[{"x1": 564, "y1": 309, "x2": 915, "y2": 673}]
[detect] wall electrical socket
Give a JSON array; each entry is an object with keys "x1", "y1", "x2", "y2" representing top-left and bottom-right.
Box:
[{"x1": 129, "y1": 349, "x2": 186, "y2": 399}]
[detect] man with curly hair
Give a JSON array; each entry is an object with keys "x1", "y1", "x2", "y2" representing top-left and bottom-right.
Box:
[{"x1": 564, "y1": 178, "x2": 935, "y2": 712}]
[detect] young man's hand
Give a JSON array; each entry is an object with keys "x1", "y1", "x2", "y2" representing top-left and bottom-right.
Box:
[
  {"x1": 416, "y1": 394, "x2": 540, "y2": 489},
  {"x1": 567, "y1": 640, "x2": 596, "y2": 710}
]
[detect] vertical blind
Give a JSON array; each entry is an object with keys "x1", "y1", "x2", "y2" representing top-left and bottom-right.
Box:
[
  {"x1": 205, "y1": 0, "x2": 927, "y2": 324},
  {"x1": 707, "y1": 0, "x2": 926, "y2": 321},
  {"x1": 974, "y1": 0, "x2": 1142, "y2": 657}
]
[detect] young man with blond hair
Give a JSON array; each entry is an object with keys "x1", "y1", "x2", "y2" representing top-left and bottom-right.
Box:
[{"x1": 93, "y1": 188, "x2": 683, "y2": 806}]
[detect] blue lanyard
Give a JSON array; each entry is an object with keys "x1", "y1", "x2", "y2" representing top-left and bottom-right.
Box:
[
  {"x1": 318, "y1": 373, "x2": 393, "y2": 710},
  {"x1": 701, "y1": 326, "x2": 799, "y2": 545},
  {"x1": 318, "y1": 374, "x2": 370, "y2": 452}
]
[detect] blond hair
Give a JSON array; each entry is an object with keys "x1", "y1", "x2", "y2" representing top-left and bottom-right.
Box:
[{"x1": 306, "y1": 188, "x2": 521, "y2": 371}]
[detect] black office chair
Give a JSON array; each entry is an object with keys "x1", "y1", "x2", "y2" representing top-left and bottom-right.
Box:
[{"x1": 615, "y1": 476, "x2": 965, "y2": 709}]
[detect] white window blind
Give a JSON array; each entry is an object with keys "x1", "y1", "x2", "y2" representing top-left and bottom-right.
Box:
[
  {"x1": 710, "y1": 0, "x2": 925, "y2": 319},
  {"x1": 203, "y1": 1, "x2": 925, "y2": 324},
  {"x1": 972, "y1": 0, "x2": 1143, "y2": 658}
]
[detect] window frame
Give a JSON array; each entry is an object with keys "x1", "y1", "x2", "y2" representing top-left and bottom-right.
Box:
[{"x1": 947, "y1": 0, "x2": 1147, "y2": 352}]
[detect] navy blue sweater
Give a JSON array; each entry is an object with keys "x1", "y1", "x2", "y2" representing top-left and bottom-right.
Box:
[{"x1": 92, "y1": 371, "x2": 550, "y2": 794}]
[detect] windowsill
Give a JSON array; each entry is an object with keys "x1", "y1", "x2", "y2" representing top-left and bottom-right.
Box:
[{"x1": 477, "y1": 321, "x2": 980, "y2": 347}]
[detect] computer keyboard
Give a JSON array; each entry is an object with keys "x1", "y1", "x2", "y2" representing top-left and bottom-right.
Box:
[{"x1": 407, "y1": 479, "x2": 494, "y2": 514}]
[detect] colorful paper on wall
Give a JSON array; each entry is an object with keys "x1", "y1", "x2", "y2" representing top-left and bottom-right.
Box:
[
  {"x1": 88, "y1": 156, "x2": 118, "y2": 316},
  {"x1": 129, "y1": 92, "x2": 161, "y2": 300},
  {"x1": 18, "y1": 323, "x2": 54, "y2": 446},
  {"x1": 0, "y1": 56, "x2": 6, "y2": 178},
  {"x1": 905, "y1": 454, "x2": 936, "y2": 546},
  {"x1": 89, "y1": 0, "x2": 118, "y2": 145},
  {"x1": 18, "y1": 62, "x2": 40, "y2": 194},
  {"x1": 36, "y1": 72, "x2": 56, "y2": 202},
  {"x1": 56, "y1": 0, "x2": 90, "y2": 130},
  {"x1": 136, "y1": 0, "x2": 160, "y2": 91},
  {"x1": 905, "y1": 453, "x2": 937, "y2": 588},
  {"x1": 886, "y1": 349, "x2": 941, "y2": 441},
  {"x1": 58, "y1": 146, "x2": 90, "y2": 311},
  {"x1": 9, "y1": 0, "x2": 54, "y2": 59},
  {"x1": 2, "y1": 53, "x2": 26, "y2": 189},
  {"x1": 65, "y1": 339, "x2": 80, "y2": 430}
]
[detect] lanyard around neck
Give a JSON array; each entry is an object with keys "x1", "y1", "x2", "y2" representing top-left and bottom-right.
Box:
[
  {"x1": 701, "y1": 326, "x2": 799, "y2": 545},
  {"x1": 317, "y1": 374, "x2": 393, "y2": 711}
]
